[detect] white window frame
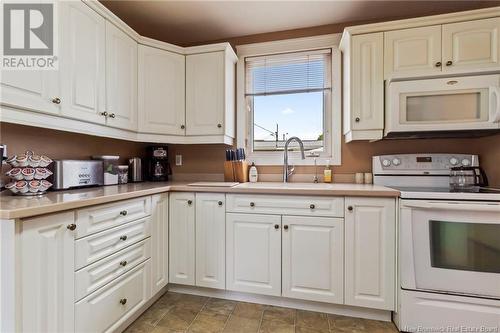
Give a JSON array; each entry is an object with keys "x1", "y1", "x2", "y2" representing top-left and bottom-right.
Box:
[{"x1": 236, "y1": 34, "x2": 342, "y2": 166}]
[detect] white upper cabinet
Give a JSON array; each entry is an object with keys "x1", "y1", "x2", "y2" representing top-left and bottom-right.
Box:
[
  {"x1": 59, "y1": 1, "x2": 106, "y2": 124},
  {"x1": 342, "y1": 32, "x2": 384, "y2": 142},
  {"x1": 138, "y1": 45, "x2": 186, "y2": 135},
  {"x1": 344, "y1": 197, "x2": 396, "y2": 311},
  {"x1": 105, "y1": 22, "x2": 138, "y2": 131},
  {"x1": 282, "y1": 216, "x2": 344, "y2": 304},
  {"x1": 195, "y1": 193, "x2": 226, "y2": 289},
  {"x1": 0, "y1": 70, "x2": 60, "y2": 116},
  {"x1": 384, "y1": 25, "x2": 442, "y2": 79},
  {"x1": 169, "y1": 192, "x2": 195, "y2": 285},
  {"x1": 226, "y1": 213, "x2": 282, "y2": 296},
  {"x1": 442, "y1": 17, "x2": 500, "y2": 72},
  {"x1": 186, "y1": 51, "x2": 235, "y2": 137}
]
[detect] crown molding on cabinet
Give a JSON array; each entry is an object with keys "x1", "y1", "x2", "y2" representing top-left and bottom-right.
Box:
[{"x1": 341, "y1": 6, "x2": 500, "y2": 45}]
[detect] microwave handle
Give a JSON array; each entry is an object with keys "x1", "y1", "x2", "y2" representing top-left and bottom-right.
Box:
[
  {"x1": 402, "y1": 201, "x2": 500, "y2": 212},
  {"x1": 489, "y1": 86, "x2": 500, "y2": 122}
]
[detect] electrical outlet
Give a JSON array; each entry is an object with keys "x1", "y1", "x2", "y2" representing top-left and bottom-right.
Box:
[{"x1": 175, "y1": 154, "x2": 182, "y2": 166}]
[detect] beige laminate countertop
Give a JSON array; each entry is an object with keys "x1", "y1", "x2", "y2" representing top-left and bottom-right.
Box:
[{"x1": 0, "y1": 181, "x2": 399, "y2": 219}]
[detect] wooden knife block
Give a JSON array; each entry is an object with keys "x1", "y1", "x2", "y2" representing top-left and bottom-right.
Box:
[{"x1": 224, "y1": 161, "x2": 249, "y2": 182}]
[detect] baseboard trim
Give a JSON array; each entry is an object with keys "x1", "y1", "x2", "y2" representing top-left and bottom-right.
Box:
[{"x1": 168, "y1": 284, "x2": 392, "y2": 322}]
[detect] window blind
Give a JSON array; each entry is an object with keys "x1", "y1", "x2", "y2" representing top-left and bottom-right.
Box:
[{"x1": 245, "y1": 49, "x2": 332, "y2": 96}]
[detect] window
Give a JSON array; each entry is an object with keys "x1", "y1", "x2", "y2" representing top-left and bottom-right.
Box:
[
  {"x1": 246, "y1": 50, "x2": 331, "y2": 153},
  {"x1": 236, "y1": 35, "x2": 341, "y2": 165}
]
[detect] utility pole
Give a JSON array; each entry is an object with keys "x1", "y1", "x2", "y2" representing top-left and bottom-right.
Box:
[{"x1": 275, "y1": 123, "x2": 278, "y2": 148}]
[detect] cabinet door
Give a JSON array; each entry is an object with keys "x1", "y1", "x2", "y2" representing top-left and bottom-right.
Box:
[
  {"x1": 350, "y1": 33, "x2": 384, "y2": 131},
  {"x1": 105, "y1": 22, "x2": 138, "y2": 131},
  {"x1": 138, "y1": 45, "x2": 185, "y2": 135},
  {"x1": 20, "y1": 211, "x2": 75, "y2": 333},
  {"x1": 344, "y1": 197, "x2": 396, "y2": 310},
  {"x1": 186, "y1": 52, "x2": 225, "y2": 135},
  {"x1": 59, "y1": 1, "x2": 106, "y2": 124},
  {"x1": 226, "y1": 213, "x2": 281, "y2": 296},
  {"x1": 384, "y1": 25, "x2": 442, "y2": 78},
  {"x1": 1, "y1": 70, "x2": 60, "y2": 115},
  {"x1": 151, "y1": 193, "x2": 169, "y2": 294},
  {"x1": 169, "y1": 192, "x2": 195, "y2": 285},
  {"x1": 195, "y1": 193, "x2": 225, "y2": 289},
  {"x1": 282, "y1": 216, "x2": 343, "y2": 304},
  {"x1": 443, "y1": 17, "x2": 500, "y2": 72}
]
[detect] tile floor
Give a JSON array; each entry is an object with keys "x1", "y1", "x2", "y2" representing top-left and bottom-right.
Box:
[{"x1": 124, "y1": 292, "x2": 399, "y2": 333}]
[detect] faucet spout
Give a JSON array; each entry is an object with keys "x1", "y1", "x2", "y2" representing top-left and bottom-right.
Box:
[{"x1": 283, "y1": 136, "x2": 306, "y2": 183}]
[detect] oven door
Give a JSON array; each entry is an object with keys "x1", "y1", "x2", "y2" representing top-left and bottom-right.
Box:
[
  {"x1": 386, "y1": 74, "x2": 500, "y2": 135},
  {"x1": 400, "y1": 199, "x2": 500, "y2": 299}
]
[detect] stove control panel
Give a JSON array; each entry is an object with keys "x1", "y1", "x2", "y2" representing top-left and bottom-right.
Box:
[{"x1": 373, "y1": 153, "x2": 479, "y2": 175}]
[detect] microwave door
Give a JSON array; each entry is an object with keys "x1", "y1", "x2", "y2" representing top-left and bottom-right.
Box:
[{"x1": 386, "y1": 74, "x2": 500, "y2": 136}]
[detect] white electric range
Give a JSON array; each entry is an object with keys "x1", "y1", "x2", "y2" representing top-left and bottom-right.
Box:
[{"x1": 373, "y1": 153, "x2": 500, "y2": 333}]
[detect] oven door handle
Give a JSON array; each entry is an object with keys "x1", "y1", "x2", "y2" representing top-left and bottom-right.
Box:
[{"x1": 403, "y1": 201, "x2": 500, "y2": 212}]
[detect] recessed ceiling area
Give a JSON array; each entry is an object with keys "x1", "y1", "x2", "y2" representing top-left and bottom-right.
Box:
[{"x1": 100, "y1": 1, "x2": 500, "y2": 46}]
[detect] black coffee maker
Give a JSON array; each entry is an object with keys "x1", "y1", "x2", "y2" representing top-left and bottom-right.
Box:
[{"x1": 146, "y1": 146, "x2": 170, "y2": 181}]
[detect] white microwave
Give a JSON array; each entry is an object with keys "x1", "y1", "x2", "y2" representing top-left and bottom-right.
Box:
[{"x1": 386, "y1": 74, "x2": 500, "y2": 137}]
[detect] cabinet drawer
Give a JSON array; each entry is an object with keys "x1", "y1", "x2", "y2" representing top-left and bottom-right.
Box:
[
  {"x1": 75, "y1": 239, "x2": 151, "y2": 301},
  {"x1": 226, "y1": 194, "x2": 344, "y2": 217},
  {"x1": 75, "y1": 260, "x2": 151, "y2": 333},
  {"x1": 76, "y1": 196, "x2": 151, "y2": 238},
  {"x1": 75, "y1": 217, "x2": 151, "y2": 270}
]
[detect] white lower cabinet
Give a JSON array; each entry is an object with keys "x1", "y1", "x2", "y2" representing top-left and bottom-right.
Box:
[
  {"x1": 195, "y1": 193, "x2": 226, "y2": 289},
  {"x1": 226, "y1": 213, "x2": 282, "y2": 296},
  {"x1": 169, "y1": 192, "x2": 196, "y2": 285},
  {"x1": 20, "y1": 211, "x2": 75, "y2": 333},
  {"x1": 344, "y1": 197, "x2": 396, "y2": 310},
  {"x1": 75, "y1": 261, "x2": 151, "y2": 333},
  {"x1": 151, "y1": 193, "x2": 169, "y2": 294},
  {"x1": 282, "y1": 216, "x2": 344, "y2": 304}
]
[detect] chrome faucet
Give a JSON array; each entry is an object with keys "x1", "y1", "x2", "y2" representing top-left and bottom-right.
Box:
[{"x1": 283, "y1": 136, "x2": 306, "y2": 182}]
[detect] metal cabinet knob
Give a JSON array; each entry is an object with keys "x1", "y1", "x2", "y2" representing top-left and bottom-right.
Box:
[
  {"x1": 120, "y1": 235, "x2": 128, "y2": 241},
  {"x1": 100, "y1": 111, "x2": 108, "y2": 117},
  {"x1": 67, "y1": 223, "x2": 77, "y2": 231},
  {"x1": 119, "y1": 298, "x2": 127, "y2": 305},
  {"x1": 187, "y1": 200, "x2": 193, "y2": 205},
  {"x1": 119, "y1": 260, "x2": 127, "y2": 267},
  {"x1": 218, "y1": 201, "x2": 223, "y2": 206},
  {"x1": 284, "y1": 225, "x2": 289, "y2": 230},
  {"x1": 310, "y1": 204, "x2": 315, "y2": 209},
  {"x1": 355, "y1": 117, "x2": 360, "y2": 122},
  {"x1": 347, "y1": 206, "x2": 353, "y2": 212},
  {"x1": 109, "y1": 113, "x2": 116, "y2": 118},
  {"x1": 52, "y1": 97, "x2": 61, "y2": 104},
  {"x1": 180, "y1": 125, "x2": 185, "y2": 129},
  {"x1": 250, "y1": 202, "x2": 255, "y2": 207},
  {"x1": 435, "y1": 62, "x2": 442, "y2": 67},
  {"x1": 446, "y1": 61, "x2": 453, "y2": 66},
  {"x1": 274, "y1": 224, "x2": 280, "y2": 229},
  {"x1": 120, "y1": 210, "x2": 128, "y2": 216},
  {"x1": 217, "y1": 123, "x2": 222, "y2": 128}
]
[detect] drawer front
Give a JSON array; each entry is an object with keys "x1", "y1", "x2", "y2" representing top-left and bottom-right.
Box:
[
  {"x1": 76, "y1": 196, "x2": 151, "y2": 238},
  {"x1": 75, "y1": 239, "x2": 151, "y2": 301},
  {"x1": 226, "y1": 194, "x2": 344, "y2": 217},
  {"x1": 75, "y1": 217, "x2": 151, "y2": 270},
  {"x1": 75, "y1": 260, "x2": 151, "y2": 333}
]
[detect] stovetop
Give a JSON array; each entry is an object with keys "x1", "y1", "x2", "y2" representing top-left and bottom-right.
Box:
[{"x1": 390, "y1": 186, "x2": 500, "y2": 201}]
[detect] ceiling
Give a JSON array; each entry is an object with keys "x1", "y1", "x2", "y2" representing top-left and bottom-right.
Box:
[{"x1": 100, "y1": 1, "x2": 500, "y2": 46}]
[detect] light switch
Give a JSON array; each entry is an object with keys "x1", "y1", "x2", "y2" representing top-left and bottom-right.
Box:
[{"x1": 175, "y1": 155, "x2": 182, "y2": 166}]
